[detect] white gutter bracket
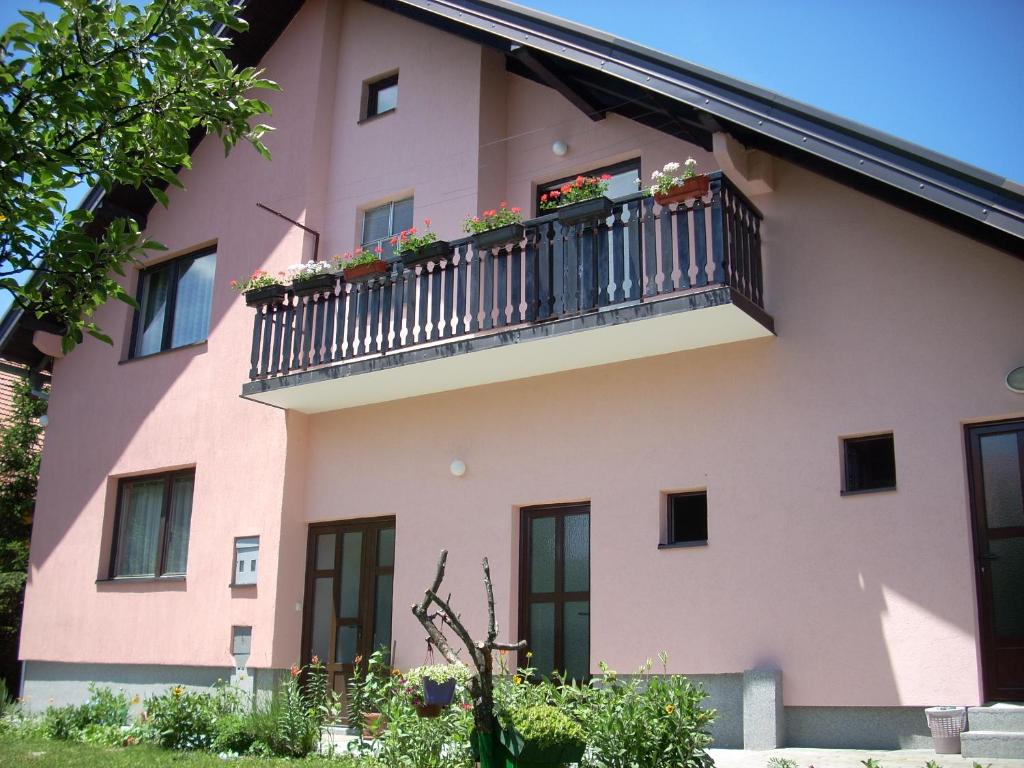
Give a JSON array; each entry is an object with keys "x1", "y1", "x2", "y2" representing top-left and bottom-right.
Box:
[{"x1": 713, "y1": 131, "x2": 774, "y2": 196}]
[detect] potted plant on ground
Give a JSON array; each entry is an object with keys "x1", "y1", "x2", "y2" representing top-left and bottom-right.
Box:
[
  {"x1": 232, "y1": 269, "x2": 287, "y2": 306},
  {"x1": 404, "y1": 662, "x2": 472, "y2": 713},
  {"x1": 464, "y1": 202, "x2": 524, "y2": 249},
  {"x1": 338, "y1": 246, "x2": 390, "y2": 283},
  {"x1": 491, "y1": 703, "x2": 586, "y2": 768},
  {"x1": 540, "y1": 173, "x2": 613, "y2": 224},
  {"x1": 392, "y1": 218, "x2": 449, "y2": 267},
  {"x1": 349, "y1": 647, "x2": 396, "y2": 739},
  {"x1": 285, "y1": 260, "x2": 336, "y2": 294},
  {"x1": 648, "y1": 158, "x2": 708, "y2": 205}
]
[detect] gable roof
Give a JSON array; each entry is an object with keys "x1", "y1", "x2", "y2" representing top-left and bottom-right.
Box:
[{"x1": 3, "y1": 0, "x2": 1022, "y2": 369}]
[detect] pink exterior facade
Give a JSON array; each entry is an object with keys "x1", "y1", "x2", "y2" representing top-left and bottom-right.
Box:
[{"x1": 17, "y1": 0, "x2": 1024, "y2": 743}]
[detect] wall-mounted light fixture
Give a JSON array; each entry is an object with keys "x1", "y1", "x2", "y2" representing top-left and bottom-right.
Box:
[
  {"x1": 1007, "y1": 365, "x2": 1024, "y2": 394},
  {"x1": 450, "y1": 459, "x2": 467, "y2": 477},
  {"x1": 551, "y1": 139, "x2": 568, "y2": 157}
]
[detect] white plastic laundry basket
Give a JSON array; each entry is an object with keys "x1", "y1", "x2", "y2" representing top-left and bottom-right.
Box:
[{"x1": 925, "y1": 706, "x2": 967, "y2": 754}]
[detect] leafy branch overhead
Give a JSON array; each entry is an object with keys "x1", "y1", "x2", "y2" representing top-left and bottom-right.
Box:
[{"x1": 0, "y1": 0, "x2": 279, "y2": 351}]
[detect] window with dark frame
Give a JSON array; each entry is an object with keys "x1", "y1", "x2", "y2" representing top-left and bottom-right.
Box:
[
  {"x1": 131, "y1": 247, "x2": 216, "y2": 359},
  {"x1": 364, "y1": 73, "x2": 398, "y2": 120},
  {"x1": 111, "y1": 470, "x2": 195, "y2": 578},
  {"x1": 842, "y1": 433, "x2": 897, "y2": 494},
  {"x1": 361, "y1": 197, "x2": 414, "y2": 260},
  {"x1": 535, "y1": 158, "x2": 641, "y2": 215},
  {"x1": 665, "y1": 492, "x2": 708, "y2": 546}
]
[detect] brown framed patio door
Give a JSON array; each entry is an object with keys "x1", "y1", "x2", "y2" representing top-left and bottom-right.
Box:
[
  {"x1": 519, "y1": 503, "x2": 590, "y2": 682},
  {"x1": 302, "y1": 518, "x2": 395, "y2": 698},
  {"x1": 967, "y1": 420, "x2": 1024, "y2": 701}
]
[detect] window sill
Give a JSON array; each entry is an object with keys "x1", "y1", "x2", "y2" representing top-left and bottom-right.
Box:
[
  {"x1": 120, "y1": 340, "x2": 207, "y2": 365},
  {"x1": 96, "y1": 575, "x2": 186, "y2": 584},
  {"x1": 230, "y1": 582, "x2": 257, "y2": 589},
  {"x1": 658, "y1": 540, "x2": 708, "y2": 549},
  {"x1": 357, "y1": 107, "x2": 396, "y2": 125},
  {"x1": 840, "y1": 486, "x2": 897, "y2": 497}
]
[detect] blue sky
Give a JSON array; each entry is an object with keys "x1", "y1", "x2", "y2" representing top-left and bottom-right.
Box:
[{"x1": 1, "y1": 0, "x2": 1021, "y2": 317}]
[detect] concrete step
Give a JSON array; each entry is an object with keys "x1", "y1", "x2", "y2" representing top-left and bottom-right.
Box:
[
  {"x1": 969, "y1": 704, "x2": 1024, "y2": 733},
  {"x1": 961, "y1": 730, "x2": 1024, "y2": 759}
]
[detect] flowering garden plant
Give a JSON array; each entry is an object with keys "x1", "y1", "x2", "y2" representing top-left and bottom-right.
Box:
[
  {"x1": 284, "y1": 260, "x2": 333, "y2": 283},
  {"x1": 336, "y1": 245, "x2": 385, "y2": 269},
  {"x1": 463, "y1": 201, "x2": 522, "y2": 234},
  {"x1": 648, "y1": 158, "x2": 700, "y2": 196},
  {"x1": 391, "y1": 219, "x2": 438, "y2": 256},
  {"x1": 539, "y1": 173, "x2": 611, "y2": 211},
  {"x1": 230, "y1": 269, "x2": 282, "y2": 293}
]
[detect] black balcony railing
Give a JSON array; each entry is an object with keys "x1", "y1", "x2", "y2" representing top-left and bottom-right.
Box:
[{"x1": 247, "y1": 172, "x2": 764, "y2": 381}]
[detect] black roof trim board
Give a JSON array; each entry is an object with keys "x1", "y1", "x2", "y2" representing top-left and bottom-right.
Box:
[
  {"x1": 3, "y1": 0, "x2": 1022, "y2": 368},
  {"x1": 373, "y1": 0, "x2": 1023, "y2": 254}
]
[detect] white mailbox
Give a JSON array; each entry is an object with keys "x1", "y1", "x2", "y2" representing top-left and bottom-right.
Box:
[{"x1": 233, "y1": 536, "x2": 259, "y2": 586}]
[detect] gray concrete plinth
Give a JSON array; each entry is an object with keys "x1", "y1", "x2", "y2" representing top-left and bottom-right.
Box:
[{"x1": 742, "y1": 668, "x2": 783, "y2": 749}]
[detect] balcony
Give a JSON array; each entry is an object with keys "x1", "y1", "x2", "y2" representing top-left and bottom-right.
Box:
[{"x1": 241, "y1": 172, "x2": 774, "y2": 413}]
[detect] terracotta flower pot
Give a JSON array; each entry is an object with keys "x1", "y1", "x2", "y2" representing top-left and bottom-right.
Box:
[
  {"x1": 361, "y1": 712, "x2": 386, "y2": 739},
  {"x1": 343, "y1": 259, "x2": 390, "y2": 283},
  {"x1": 653, "y1": 175, "x2": 710, "y2": 205}
]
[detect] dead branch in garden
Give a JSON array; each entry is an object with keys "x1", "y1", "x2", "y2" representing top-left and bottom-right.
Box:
[{"x1": 411, "y1": 549, "x2": 526, "y2": 734}]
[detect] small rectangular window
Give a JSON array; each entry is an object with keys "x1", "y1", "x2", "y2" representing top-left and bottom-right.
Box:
[
  {"x1": 842, "y1": 433, "x2": 896, "y2": 494},
  {"x1": 361, "y1": 197, "x2": 414, "y2": 259},
  {"x1": 665, "y1": 492, "x2": 708, "y2": 546},
  {"x1": 233, "y1": 536, "x2": 259, "y2": 586},
  {"x1": 131, "y1": 247, "x2": 216, "y2": 358},
  {"x1": 112, "y1": 470, "x2": 195, "y2": 578},
  {"x1": 364, "y1": 73, "x2": 398, "y2": 119}
]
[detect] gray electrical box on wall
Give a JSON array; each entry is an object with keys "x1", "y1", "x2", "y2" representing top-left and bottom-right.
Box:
[
  {"x1": 232, "y1": 626, "x2": 252, "y2": 669},
  {"x1": 233, "y1": 536, "x2": 259, "y2": 586}
]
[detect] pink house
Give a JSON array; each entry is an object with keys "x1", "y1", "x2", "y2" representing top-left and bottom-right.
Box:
[{"x1": 4, "y1": 0, "x2": 1024, "y2": 757}]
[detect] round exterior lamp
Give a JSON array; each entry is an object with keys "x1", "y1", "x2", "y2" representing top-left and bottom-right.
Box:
[
  {"x1": 450, "y1": 459, "x2": 467, "y2": 477},
  {"x1": 1007, "y1": 366, "x2": 1024, "y2": 394},
  {"x1": 552, "y1": 139, "x2": 568, "y2": 157}
]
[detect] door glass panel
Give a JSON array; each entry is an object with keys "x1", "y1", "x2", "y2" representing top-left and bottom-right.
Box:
[
  {"x1": 563, "y1": 600, "x2": 590, "y2": 682},
  {"x1": 564, "y1": 514, "x2": 589, "y2": 592},
  {"x1": 991, "y1": 538, "x2": 1024, "y2": 638},
  {"x1": 338, "y1": 532, "x2": 363, "y2": 619},
  {"x1": 530, "y1": 516, "x2": 556, "y2": 593},
  {"x1": 373, "y1": 573, "x2": 393, "y2": 652},
  {"x1": 529, "y1": 602, "x2": 555, "y2": 677},
  {"x1": 311, "y1": 577, "x2": 333, "y2": 664},
  {"x1": 606, "y1": 168, "x2": 641, "y2": 198},
  {"x1": 378, "y1": 528, "x2": 395, "y2": 567},
  {"x1": 315, "y1": 533, "x2": 336, "y2": 570},
  {"x1": 335, "y1": 625, "x2": 359, "y2": 665},
  {"x1": 981, "y1": 433, "x2": 1023, "y2": 529}
]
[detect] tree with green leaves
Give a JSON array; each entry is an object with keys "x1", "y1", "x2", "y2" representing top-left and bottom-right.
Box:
[
  {"x1": 0, "y1": 376, "x2": 45, "y2": 693},
  {"x1": 0, "y1": 0, "x2": 278, "y2": 351}
]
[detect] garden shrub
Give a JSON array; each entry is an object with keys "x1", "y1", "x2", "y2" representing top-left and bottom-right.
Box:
[
  {"x1": 571, "y1": 657, "x2": 716, "y2": 768},
  {"x1": 512, "y1": 703, "x2": 585, "y2": 752},
  {"x1": 145, "y1": 686, "x2": 221, "y2": 750},
  {"x1": 211, "y1": 712, "x2": 258, "y2": 754},
  {"x1": 42, "y1": 684, "x2": 130, "y2": 741}
]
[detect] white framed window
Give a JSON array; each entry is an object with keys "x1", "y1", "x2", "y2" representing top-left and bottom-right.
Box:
[{"x1": 361, "y1": 197, "x2": 413, "y2": 260}]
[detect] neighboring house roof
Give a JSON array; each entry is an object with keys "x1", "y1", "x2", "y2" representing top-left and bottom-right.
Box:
[
  {"x1": 2, "y1": 0, "x2": 1022, "y2": 369},
  {"x1": 0, "y1": 366, "x2": 20, "y2": 426}
]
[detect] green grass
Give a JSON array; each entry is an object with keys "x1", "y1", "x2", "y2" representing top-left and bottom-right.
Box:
[{"x1": 0, "y1": 734, "x2": 373, "y2": 767}]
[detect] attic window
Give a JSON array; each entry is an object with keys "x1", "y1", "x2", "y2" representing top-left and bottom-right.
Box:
[{"x1": 363, "y1": 73, "x2": 398, "y2": 120}]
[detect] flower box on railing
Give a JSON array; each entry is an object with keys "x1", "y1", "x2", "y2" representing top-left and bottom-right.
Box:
[
  {"x1": 471, "y1": 223, "x2": 524, "y2": 251},
  {"x1": 556, "y1": 195, "x2": 613, "y2": 226},
  {"x1": 401, "y1": 240, "x2": 449, "y2": 268},
  {"x1": 653, "y1": 175, "x2": 710, "y2": 206},
  {"x1": 290, "y1": 273, "x2": 336, "y2": 296},
  {"x1": 244, "y1": 284, "x2": 288, "y2": 307},
  {"x1": 343, "y1": 259, "x2": 389, "y2": 283}
]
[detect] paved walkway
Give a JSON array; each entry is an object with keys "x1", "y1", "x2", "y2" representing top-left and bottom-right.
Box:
[{"x1": 709, "y1": 748, "x2": 1024, "y2": 768}]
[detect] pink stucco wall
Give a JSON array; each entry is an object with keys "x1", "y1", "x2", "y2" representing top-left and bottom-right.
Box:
[{"x1": 19, "y1": 0, "x2": 1024, "y2": 710}]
